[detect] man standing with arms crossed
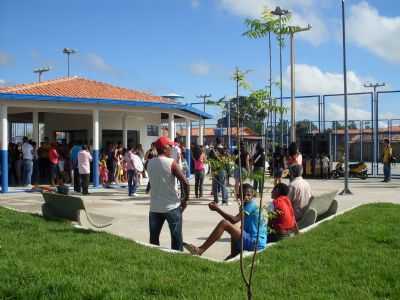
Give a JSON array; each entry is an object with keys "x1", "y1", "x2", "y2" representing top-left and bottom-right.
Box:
[{"x1": 147, "y1": 136, "x2": 189, "y2": 251}]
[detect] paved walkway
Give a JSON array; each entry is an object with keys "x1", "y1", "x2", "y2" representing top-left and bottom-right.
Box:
[{"x1": 0, "y1": 177, "x2": 399, "y2": 261}]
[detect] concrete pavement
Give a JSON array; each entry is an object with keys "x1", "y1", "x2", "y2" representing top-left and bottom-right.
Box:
[{"x1": 0, "y1": 176, "x2": 399, "y2": 261}]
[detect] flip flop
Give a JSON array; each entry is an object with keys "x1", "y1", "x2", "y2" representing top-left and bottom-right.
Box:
[{"x1": 183, "y1": 243, "x2": 201, "y2": 256}]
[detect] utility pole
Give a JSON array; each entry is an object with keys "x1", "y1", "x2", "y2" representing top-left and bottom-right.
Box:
[
  {"x1": 339, "y1": 0, "x2": 352, "y2": 195},
  {"x1": 62, "y1": 48, "x2": 77, "y2": 77},
  {"x1": 363, "y1": 82, "x2": 385, "y2": 176},
  {"x1": 272, "y1": 6, "x2": 290, "y2": 148},
  {"x1": 288, "y1": 24, "x2": 312, "y2": 143},
  {"x1": 33, "y1": 67, "x2": 50, "y2": 82},
  {"x1": 196, "y1": 94, "x2": 211, "y2": 145}
]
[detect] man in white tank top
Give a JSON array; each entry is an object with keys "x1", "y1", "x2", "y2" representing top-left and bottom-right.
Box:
[{"x1": 147, "y1": 136, "x2": 189, "y2": 251}]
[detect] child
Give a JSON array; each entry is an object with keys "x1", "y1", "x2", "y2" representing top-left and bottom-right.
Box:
[
  {"x1": 184, "y1": 184, "x2": 267, "y2": 260},
  {"x1": 99, "y1": 154, "x2": 109, "y2": 186},
  {"x1": 268, "y1": 183, "x2": 298, "y2": 242}
]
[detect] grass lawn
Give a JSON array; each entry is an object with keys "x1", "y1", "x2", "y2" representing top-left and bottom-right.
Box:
[{"x1": 1, "y1": 203, "x2": 400, "y2": 300}]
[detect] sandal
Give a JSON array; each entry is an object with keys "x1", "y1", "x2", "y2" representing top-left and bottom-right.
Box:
[{"x1": 183, "y1": 243, "x2": 202, "y2": 256}]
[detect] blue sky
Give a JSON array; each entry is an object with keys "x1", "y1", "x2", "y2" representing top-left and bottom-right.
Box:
[{"x1": 1, "y1": 0, "x2": 399, "y2": 124}]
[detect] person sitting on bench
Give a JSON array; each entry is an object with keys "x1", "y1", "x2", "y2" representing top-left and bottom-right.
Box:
[
  {"x1": 268, "y1": 183, "x2": 298, "y2": 242},
  {"x1": 184, "y1": 184, "x2": 267, "y2": 260}
]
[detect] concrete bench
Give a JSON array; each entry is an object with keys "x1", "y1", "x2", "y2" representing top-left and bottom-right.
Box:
[
  {"x1": 41, "y1": 192, "x2": 113, "y2": 228},
  {"x1": 309, "y1": 192, "x2": 338, "y2": 222},
  {"x1": 297, "y1": 208, "x2": 317, "y2": 230}
]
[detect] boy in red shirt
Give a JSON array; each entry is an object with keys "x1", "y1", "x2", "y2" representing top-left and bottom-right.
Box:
[{"x1": 269, "y1": 183, "x2": 298, "y2": 242}]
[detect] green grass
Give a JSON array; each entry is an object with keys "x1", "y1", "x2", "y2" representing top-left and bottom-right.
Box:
[{"x1": 1, "y1": 204, "x2": 400, "y2": 300}]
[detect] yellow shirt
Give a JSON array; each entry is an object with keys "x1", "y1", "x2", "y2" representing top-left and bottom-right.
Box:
[{"x1": 383, "y1": 146, "x2": 392, "y2": 164}]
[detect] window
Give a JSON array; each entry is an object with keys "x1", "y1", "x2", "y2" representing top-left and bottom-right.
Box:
[{"x1": 147, "y1": 125, "x2": 159, "y2": 136}]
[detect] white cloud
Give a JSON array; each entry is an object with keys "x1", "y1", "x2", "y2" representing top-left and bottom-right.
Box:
[
  {"x1": 84, "y1": 53, "x2": 119, "y2": 75},
  {"x1": 348, "y1": 1, "x2": 400, "y2": 63},
  {"x1": 282, "y1": 64, "x2": 381, "y2": 121},
  {"x1": 0, "y1": 79, "x2": 6, "y2": 86},
  {"x1": 284, "y1": 64, "x2": 367, "y2": 95},
  {"x1": 218, "y1": 0, "x2": 328, "y2": 46},
  {"x1": 0, "y1": 51, "x2": 14, "y2": 66},
  {"x1": 189, "y1": 62, "x2": 211, "y2": 76},
  {"x1": 191, "y1": 0, "x2": 200, "y2": 8}
]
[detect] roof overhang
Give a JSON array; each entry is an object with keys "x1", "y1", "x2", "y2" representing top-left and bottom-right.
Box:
[{"x1": 0, "y1": 93, "x2": 213, "y2": 120}]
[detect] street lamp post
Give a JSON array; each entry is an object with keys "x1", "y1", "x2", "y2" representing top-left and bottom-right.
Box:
[
  {"x1": 62, "y1": 48, "x2": 77, "y2": 77},
  {"x1": 33, "y1": 67, "x2": 50, "y2": 82},
  {"x1": 272, "y1": 7, "x2": 290, "y2": 148},
  {"x1": 339, "y1": 0, "x2": 352, "y2": 195},
  {"x1": 288, "y1": 24, "x2": 312, "y2": 143}
]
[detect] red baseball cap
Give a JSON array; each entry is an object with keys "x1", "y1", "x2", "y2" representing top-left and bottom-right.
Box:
[{"x1": 154, "y1": 136, "x2": 174, "y2": 151}]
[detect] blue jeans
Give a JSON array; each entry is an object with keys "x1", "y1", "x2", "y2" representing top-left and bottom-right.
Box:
[
  {"x1": 149, "y1": 207, "x2": 183, "y2": 251},
  {"x1": 22, "y1": 159, "x2": 33, "y2": 186},
  {"x1": 212, "y1": 170, "x2": 228, "y2": 203},
  {"x1": 127, "y1": 169, "x2": 137, "y2": 196},
  {"x1": 383, "y1": 163, "x2": 391, "y2": 181}
]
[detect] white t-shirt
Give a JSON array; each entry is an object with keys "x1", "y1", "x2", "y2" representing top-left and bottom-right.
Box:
[
  {"x1": 172, "y1": 145, "x2": 182, "y2": 166},
  {"x1": 78, "y1": 150, "x2": 93, "y2": 175},
  {"x1": 147, "y1": 156, "x2": 180, "y2": 213},
  {"x1": 22, "y1": 142, "x2": 33, "y2": 160},
  {"x1": 288, "y1": 176, "x2": 312, "y2": 220}
]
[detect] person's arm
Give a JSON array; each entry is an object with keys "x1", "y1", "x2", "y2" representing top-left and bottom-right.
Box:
[
  {"x1": 171, "y1": 161, "x2": 189, "y2": 211},
  {"x1": 208, "y1": 202, "x2": 241, "y2": 224}
]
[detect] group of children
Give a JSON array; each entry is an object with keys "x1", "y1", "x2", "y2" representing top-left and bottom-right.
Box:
[{"x1": 184, "y1": 181, "x2": 298, "y2": 260}]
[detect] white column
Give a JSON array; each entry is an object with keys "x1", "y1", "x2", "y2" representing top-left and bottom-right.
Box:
[
  {"x1": 32, "y1": 111, "x2": 39, "y2": 144},
  {"x1": 168, "y1": 113, "x2": 175, "y2": 140},
  {"x1": 186, "y1": 120, "x2": 191, "y2": 149},
  {"x1": 92, "y1": 109, "x2": 100, "y2": 187},
  {"x1": 199, "y1": 119, "x2": 204, "y2": 145},
  {"x1": 1, "y1": 104, "x2": 8, "y2": 192},
  {"x1": 93, "y1": 110, "x2": 99, "y2": 151},
  {"x1": 122, "y1": 113, "x2": 128, "y2": 148}
]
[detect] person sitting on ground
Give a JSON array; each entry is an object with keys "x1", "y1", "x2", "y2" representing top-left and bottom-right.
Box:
[
  {"x1": 184, "y1": 183, "x2": 267, "y2": 260},
  {"x1": 288, "y1": 164, "x2": 312, "y2": 221},
  {"x1": 268, "y1": 183, "x2": 298, "y2": 242}
]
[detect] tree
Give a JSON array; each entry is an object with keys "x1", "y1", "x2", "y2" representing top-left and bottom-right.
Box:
[{"x1": 296, "y1": 119, "x2": 318, "y2": 136}]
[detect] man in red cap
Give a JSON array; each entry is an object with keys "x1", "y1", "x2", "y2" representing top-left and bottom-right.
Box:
[{"x1": 146, "y1": 136, "x2": 189, "y2": 251}]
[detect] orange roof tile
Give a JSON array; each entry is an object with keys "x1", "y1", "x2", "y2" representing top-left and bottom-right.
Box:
[{"x1": 0, "y1": 77, "x2": 174, "y2": 103}]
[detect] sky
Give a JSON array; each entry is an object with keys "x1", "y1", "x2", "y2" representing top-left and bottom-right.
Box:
[{"x1": 0, "y1": 0, "x2": 399, "y2": 126}]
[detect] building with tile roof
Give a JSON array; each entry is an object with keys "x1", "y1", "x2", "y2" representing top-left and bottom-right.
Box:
[{"x1": 0, "y1": 77, "x2": 211, "y2": 192}]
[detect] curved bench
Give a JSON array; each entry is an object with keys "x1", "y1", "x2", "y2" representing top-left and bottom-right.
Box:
[{"x1": 41, "y1": 192, "x2": 113, "y2": 228}]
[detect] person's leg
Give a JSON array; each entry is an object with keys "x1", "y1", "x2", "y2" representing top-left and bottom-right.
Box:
[
  {"x1": 383, "y1": 164, "x2": 389, "y2": 181},
  {"x1": 165, "y1": 207, "x2": 183, "y2": 251},
  {"x1": 212, "y1": 176, "x2": 219, "y2": 203},
  {"x1": 27, "y1": 160, "x2": 33, "y2": 185},
  {"x1": 146, "y1": 181, "x2": 151, "y2": 193},
  {"x1": 22, "y1": 160, "x2": 28, "y2": 185},
  {"x1": 194, "y1": 171, "x2": 200, "y2": 198},
  {"x1": 74, "y1": 168, "x2": 81, "y2": 192},
  {"x1": 388, "y1": 163, "x2": 391, "y2": 181},
  {"x1": 81, "y1": 174, "x2": 89, "y2": 194},
  {"x1": 220, "y1": 171, "x2": 228, "y2": 204},
  {"x1": 199, "y1": 170, "x2": 204, "y2": 198},
  {"x1": 127, "y1": 170, "x2": 133, "y2": 195},
  {"x1": 195, "y1": 220, "x2": 241, "y2": 255},
  {"x1": 149, "y1": 212, "x2": 165, "y2": 246},
  {"x1": 132, "y1": 170, "x2": 138, "y2": 194}
]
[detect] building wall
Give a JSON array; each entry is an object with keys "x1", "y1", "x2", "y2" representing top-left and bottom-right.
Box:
[{"x1": 43, "y1": 111, "x2": 161, "y2": 151}]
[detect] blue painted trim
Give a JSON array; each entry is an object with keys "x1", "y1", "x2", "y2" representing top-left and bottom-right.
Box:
[
  {"x1": 92, "y1": 149, "x2": 99, "y2": 187},
  {"x1": 0, "y1": 93, "x2": 213, "y2": 119},
  {"x1": 1, "y1": 150, "x2": 8, "y2": 193},
  {"x1": 185, "y1": 148, "x2": 191, "y2": 178}
]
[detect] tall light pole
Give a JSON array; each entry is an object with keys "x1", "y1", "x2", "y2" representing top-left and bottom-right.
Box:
[
  {"x1": 339, "y1": 0, "x2": 352, "y2": 195},
  {"x1": 363, "y1": 82, "x2": 385, "y2": 176},
  {"x1": 62, "y1": 48, "x2": 77, "y2": 77},
  {"x1": 272, "y1": 6, "x2": 290, "y2": 148},
  {"x1": 288, "y1": 24, "x2": 312, "y2": 143},
  {"x1": 197, "y1": 94, "x2": 211, "y2": 146},
  {"x1": 33, "y1": 67, "x2": 50, "y2": 82}
]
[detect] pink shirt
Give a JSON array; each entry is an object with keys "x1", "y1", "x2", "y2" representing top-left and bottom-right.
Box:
[
  {"x1": 124, "y1": 151, "x2": 135, "y2": 171},
  {"x1": 78, "y1": 150, "x2": 92, "y2": 174}
]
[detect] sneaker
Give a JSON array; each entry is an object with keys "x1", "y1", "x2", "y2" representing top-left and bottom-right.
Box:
[{"x1": 132, "y1": 193, "x2": 138, "y2": 197}]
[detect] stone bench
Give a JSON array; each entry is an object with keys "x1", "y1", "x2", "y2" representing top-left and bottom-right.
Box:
[
  {"x1": 297, "y1": 191, "x2": 338, "y2": 229},
  {"x1": 41, "y1": 192, "x2": 113, "y2": 228}
]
